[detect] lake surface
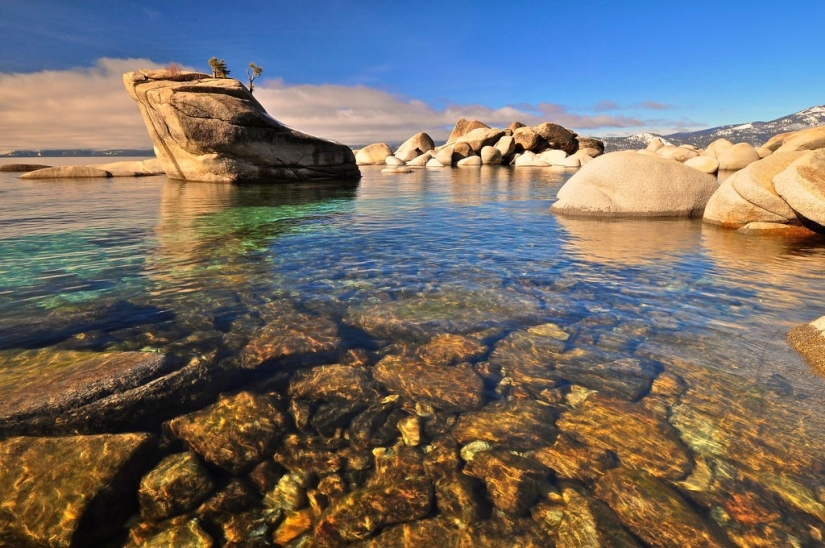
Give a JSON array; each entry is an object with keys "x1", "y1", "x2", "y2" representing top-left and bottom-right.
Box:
[{"x1": 3, "y1": 159, "x2": 825, "y2": 544}]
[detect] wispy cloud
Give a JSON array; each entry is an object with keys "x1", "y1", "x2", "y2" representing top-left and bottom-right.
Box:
[
  {"x1": 0, "y1": 58, "x2": 703, "y2": 150},
  {"x1": 641, "y1": 100, "x2": 675, "y2": 110},
  {"x1": 591, "y1": 99, "x2": 677, "y2": 112}
]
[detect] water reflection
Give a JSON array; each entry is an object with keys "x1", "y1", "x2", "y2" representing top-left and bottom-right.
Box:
[{"x1": 556, "y1": 216, "x2": 701, "y2": 266}]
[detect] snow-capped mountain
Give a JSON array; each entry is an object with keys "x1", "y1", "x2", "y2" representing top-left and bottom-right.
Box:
[{"x1": 601, "y1": 104, "x2": 825, "y2": 152}]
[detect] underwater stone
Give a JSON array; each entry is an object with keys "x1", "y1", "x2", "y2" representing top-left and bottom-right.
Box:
[
  {"x1": 125, "y1": 517, "x2": 215, "y2": 548},
  {"x1": 370, "y1": 444, "x2": 428, "y2": 487},
  {"x1": 348, "y1": 398, "x2": 407, "y2": 450},
  {"x1": 374, "y1": 355, "x2": 485, "y2": 412},
  {"x1": 463, "y1": 449, "x2": 550, "y2": 516},
  {"x1": 166, "y1": 391, "x2": 286, "y2": 475},
  {"x1": 239, "y1": 308, "x2": 341, "y2": 369},
  {"x1": 555, "y1": 488, "x2": 641, "y2": 548},
  {"x1": 0, "y1": 433, "x2": 156, "y2": 547},
  {"x1": 436, "y1": 471, "x2": 489, "y2": 525},
  {"x1": 275, "y1": 433, "x2": 344, "y2": 476},
  {"x1": 595, "y1": 469, "x2": 731, "y2": 547},
  {"x1": 139, "y1": 451, "x2": 215, "y2": 521},
  {"x1": 451, "y1": 399, "x2": 558, "y2": 452},
  {"x1": 415, "y1": 333, "x2": 488, "y2": 365},
  {"x1": 273, "y1": 508, "x2": 314, "y2": 545},
  {"x1": 356, "y1": 517, "x2": 473, "y2": 547},
  {"x1": 531, "y1": 435, "x2": 620, "y2": 483},
  {"x1": 265, "y1": 471, "x2": 312, "y2": 512},
  {"x1": 313, "y1": 480, "x2": 433, "y2": 545},
  {"x1": 289, "y1": 364, "x2": 383, "y2": 403},
  {"x1": 555, "y1": 357, "x2": 657, "y2": 400},
  {"x1": 397, "y1": 415, "x2": 422, "y2": 446},
  {"x1": 557, "y1": 395, "x2": 693, "y2": 480}
]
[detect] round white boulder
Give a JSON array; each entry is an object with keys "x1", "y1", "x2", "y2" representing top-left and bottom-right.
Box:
[
  {"x1": 774, "y1": 149, "x2": 825, "y2": 233},
  {"x1": 684, "y1": 156, "x2": 719, "y2": 174},
  {"x1": 717, "y1": 143, "x2": 760, "y2": 171},
  {"x1": 356, "y1": 143, "x2": 393, "y2": 165},
  {"x1": 551, "y1": 151, "x2": 719, "y2": 218}
]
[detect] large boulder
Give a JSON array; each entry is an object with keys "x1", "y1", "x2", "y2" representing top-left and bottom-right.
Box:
[
  {"x1": 87, "y1": 159, "x2": 165, "y2": 176},
  {"x1": 0, "y1": 433, "x2": 157, "y2": 547},
  {"x1": 456, "y1": 127, "x2": 505, "y2": 153},
  {"x1": 575, "y1": 136, "x2": 605, "y2": 155},
  {"x1": 657, "y1": 145, "x2": 698, "y2": 162},
  {"x1": 355, "y1": 143, "x2": 392, "y2": 165},
  {"x1": 533, "y1": 122, "x2": 578, "y2": 154},
  {"x1": 703, "y1": 152, "x2": 806, "y2": 228},
  {"x1": 395, "y1": 132, "x2": 435, "y2": 162},
  {"x1": 550, "y1": 151, "x2": 719, "y2": 218},
  {"x1": 718, "y1": 142, "x2": 761, "y2": 171},
  {"x1": 447, "y1": 118, "x2": 490, "y2": 143},
  {"x1": 0, "y1": 349, "x2": 214, "y2": 436},
  {"x1": 762, "y1": 124, "x2": 825, "y2": 153},
  {"x1": 773, "y1": 149, "x2": 825, "y2": 233},
  {"x1": 123, "y1": 70, "x2": 359, "y2": 182},
  {"x1": 788, "y1": 315, "x2": 825, "y2": 373},
  {"x1": 513, "y1": 127, "x2": 540, "y2": 152}
]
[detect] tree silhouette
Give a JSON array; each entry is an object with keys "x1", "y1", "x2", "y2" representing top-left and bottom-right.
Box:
[
  {"x1": 247, "y1": 62, "x2": 263, "y2": 94},
  {"x1": 208, "y1": 57, "x2": 230, "y2": 78}
]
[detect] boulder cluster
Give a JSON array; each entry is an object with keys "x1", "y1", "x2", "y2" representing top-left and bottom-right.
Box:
[
  {"x1": 354, "y1": 119, "x2": 605, "y2": 172},
  {"x1": 551, "y1": 124, "x2": 825, "y2": 235}
]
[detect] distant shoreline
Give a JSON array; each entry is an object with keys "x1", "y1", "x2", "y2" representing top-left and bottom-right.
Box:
[{"x1": 0, "y1": 149, "x2": 154, "y2": 158}]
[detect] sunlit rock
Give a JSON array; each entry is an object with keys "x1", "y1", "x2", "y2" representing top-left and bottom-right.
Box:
[
  {"x1": 0, "y1": 163, "x2": 51, "y2": 172},
  {"x1": 557, "y1": 395, "x2": 693, "y2": 480},
  {"x1": 481, "y1": 145, "x2": 503, "y2": 165},
  {"x1": 762, "y1": 124, "x2": 825, "y2": 153},
  {"x1": 457, "y1": 127, "x2": 506, "y2": 153},
  {"x1": 534, "y1": 122, "x2": 578, "y2": 154},
  {"x1": 19, "y1": 165, "x2": 112, "y2": 179},
  {"x1": 495, "y1": 135, "x2": 516, "y2": 158},
  {"x1": 408, "y1": 151, "x2": 434, "y2": 166},
  {"x1": 657, "y1": 145, "x2": 699, "y2": 162},
  {"x1": 166, "y1": 391, "x2": 286, "y2": 474},
  {"x1": 384, "y1": 155, "x2": 405, "y2": 166},
  {"x1": 274, "y1": 508, "x2": 313, "y2": 545},
  {"x1": 0, "y1": 433, "x2": 156, "y2": 547},
  {"x1": 576, "y1": 136, "x2": 605, "y2": 155},
  {"x1": 275, "y1": 434, "x2": 343, "y2": 476},
  {"x1": 595, "y1": 469, "x2": 730, "y2": 547},
  {"x1": 774, "y1": 149, "x2": 825, "y2": 233},
  {"x1": 717, "y1": 142, "x2": 761, "y2": 171},
  {"x1": 447, "y1": 118, "x2": 490, "y2": 142},
  {"x1": 451, "y1": 400, "x2": 558, "y2": 451},
  {"x1": 684, "y1": 155, "x2": 719, "y2": 174},
  {"x1": 314, "y1": 480, "x2": 433, "y2": 545},
  {"x1": 123, "y1": 70, "x2": 359, "y2": 182},
  {"x1": 457, "y1": 155, "x2": 482, "y2": 167},
  {"x1": 435, "y1": 145, "x2": 455, "y2": 166},
  {"x1": 514, "y1": 127, "x2": 540, "y2": 152},
  {"x1": 395, "y1": 132, "x2": 435, "y2": 161},
  {"x1": 551, "y1": 151, "x2": 719, "y2": 218},
  {"x1": 88, "y1": 158, "x2": 165, "y2": 176},
  {"x1": 139, "y1": 451, "x2": 214, "y2": 521},
  {"x1": 374, "y1": 355, "x2": 484, "y2": 412}
]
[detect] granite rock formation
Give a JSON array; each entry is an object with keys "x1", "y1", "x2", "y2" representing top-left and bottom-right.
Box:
[{"x1": 123, "y1": 70, "x2": 360, "y2": 182}]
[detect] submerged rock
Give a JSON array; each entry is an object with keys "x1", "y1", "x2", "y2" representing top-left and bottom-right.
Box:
[
  {"x1": 123, "y1": 70, "x2": 359, "y2": 182},
  {"x1": 0, "y1": 349, "x2": 186, "y2": 436},
  {"x1": 289, "y1": 364, "x2": 382, "y2": 404},
  {"x1": 451, "y1": 400, "x2": 558, "y2": 451},
  {"x1": 551, "y1": 151, "x2": 719, "y2": 218},
  {"x1": 314, "y1": 480, "x2": 433, "y2": 545},
  {"x1": 126, "y1": 517, "x2": 215, "y2": 548},
  {"x1": 0, "y1": 433, "x2": 156, "y2": 547},
  {"x1": 554, "y1": 488, "x2": 641, "y2": 548},
  {"x1": 373, "y1": 355, "x2": 485, "y2": 412},
  {"x1": 139, "y1": 451, "x2": 215, "y2": 521},
  {"x1": 595, "y1": 469, "x2": 731, "y2": 547},
  {"x1": 463, "y1": 449, "x2": 550, "y2": 516},
  {"x1": 788, "y1": 315, "x2": 825, "y2": 373},
  {"x1": 166, "y1": 391, "x2": 286, "y2": 474},
  {"x1": 557, "y1": 395, "x2": 693, "y2": 480}
]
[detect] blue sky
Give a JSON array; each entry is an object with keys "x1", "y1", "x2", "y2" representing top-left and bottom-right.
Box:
[{"x1": 1, "y1": 1, "x2": 824, "y2": 149}]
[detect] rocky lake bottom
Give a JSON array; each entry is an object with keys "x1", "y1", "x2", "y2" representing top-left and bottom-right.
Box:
[{"x1": 2, "y1": 161, "x2": 825, "y2": 546}]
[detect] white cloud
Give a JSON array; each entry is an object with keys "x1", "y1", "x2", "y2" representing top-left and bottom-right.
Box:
[
  {"x1": 0, "y1": 58, "x2": 165, "y2": 150},
  {"x1": 0, "y1": 58, "x2": 704, "y2": 150}
]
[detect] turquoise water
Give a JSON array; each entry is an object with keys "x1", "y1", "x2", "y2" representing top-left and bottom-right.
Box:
[{"x1": 4, "y1": 160, "x2": 825, "y2": 542}]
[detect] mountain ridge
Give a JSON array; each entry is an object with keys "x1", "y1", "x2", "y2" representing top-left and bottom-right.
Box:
[{"x1": 599, "y1": 105, "x2": 825, "y2": 152}]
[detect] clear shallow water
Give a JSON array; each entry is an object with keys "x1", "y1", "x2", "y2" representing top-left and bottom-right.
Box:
[{"x1": 4, "y1": 160, "x2": 825, "y2": 543}]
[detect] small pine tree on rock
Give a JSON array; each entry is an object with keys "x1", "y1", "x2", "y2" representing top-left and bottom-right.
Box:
[
  {"x1": 208, "y1": 57, "x2": 230, "y2": 78},
  {"x1": 247, "y1": 62, "x2": 263, "y2": 93}
]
